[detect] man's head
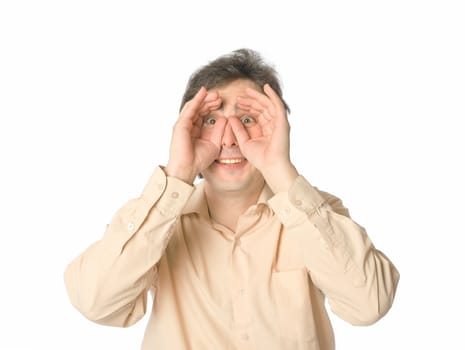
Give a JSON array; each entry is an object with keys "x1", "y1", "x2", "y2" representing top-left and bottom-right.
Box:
[
  {"x1": 180, "y1": 48, "x2": 290, "y2": 113},
  {"x1": 197, "y1": 78, "x2": 267, "y2": 193}
]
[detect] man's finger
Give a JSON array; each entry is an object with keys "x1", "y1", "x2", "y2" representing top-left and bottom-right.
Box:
[
  {"x1": 199, "y1": 97, "x2": 222, "y2": 116},
  {"x1": 263, "y1": 84, "x2": 286, "y2": 115},
  {"x1": 209, "y1": 117, "x2": 227, "y2": 148},
  {"x1": 236, "y1": 96, "x2": 266, "y2": 114},
  {"x1": 179, "y1": 87, "x2": 208, "y2": 121},
  {"x1": 263, "y1": 84, "x2": 282, "y2": 105},
  {"x1": 229, "y1": 117, "x2": 250, "y2": 148},
  {"x1": 245, "y1": 87, "x2": 275, "y2": 111}
]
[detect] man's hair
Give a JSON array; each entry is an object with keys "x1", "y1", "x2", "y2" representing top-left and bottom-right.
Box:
[{"x1": 180, "y1": 48, "x2": 290, "y2": 113}]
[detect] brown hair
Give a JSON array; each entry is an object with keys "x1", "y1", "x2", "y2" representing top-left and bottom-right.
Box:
[{"x1": 180, "y1": 48, "x2": 290, "y2": 113}]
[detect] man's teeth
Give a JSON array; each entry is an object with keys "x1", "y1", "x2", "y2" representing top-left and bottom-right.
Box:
[{"x1": 218, "y1": 159, "x2": 243, "y2": 164}]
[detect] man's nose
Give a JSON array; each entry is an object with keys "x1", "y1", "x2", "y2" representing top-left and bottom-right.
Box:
[{"x1": 221, "y1": 120, "x2": 238, "y2": 147}]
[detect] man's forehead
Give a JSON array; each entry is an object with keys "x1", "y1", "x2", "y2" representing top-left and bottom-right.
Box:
[{"x1": 210, "y1": 79, "x2": 260, "y2": 94}]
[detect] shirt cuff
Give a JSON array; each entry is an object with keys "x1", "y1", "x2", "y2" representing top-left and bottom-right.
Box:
[
  {"x1": 141, "y1": 166, "x2": 168, "y2": 205},
  {"x1": 288, "y1": 176, "x2": 326, "y2": 214},
  {"x1": 156, "y1": 175, "x2": 194, "y2": 218},
  {"x1": 268, "y1": 175, "x2": 326, "y2": 227},
  {"x1": 140, "y1": 167, "x2": 194, "y2": 218}
]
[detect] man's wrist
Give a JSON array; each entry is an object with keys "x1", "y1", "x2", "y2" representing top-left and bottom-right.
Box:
[
  {"x1": 263, "y1": 162, "x2": 299, "y2": 194},
  {"x1": 164, "y1": 164, "x2": 196, "y2": 185}
]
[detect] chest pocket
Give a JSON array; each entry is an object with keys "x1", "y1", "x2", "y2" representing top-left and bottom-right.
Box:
[{"x1": 272, "y1": 268, "x2": 317, "y2": 343}]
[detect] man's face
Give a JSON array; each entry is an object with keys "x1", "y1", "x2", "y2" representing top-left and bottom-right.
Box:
[{"x1": 200, "y1": 79, "x2": 265, "y2": 194}]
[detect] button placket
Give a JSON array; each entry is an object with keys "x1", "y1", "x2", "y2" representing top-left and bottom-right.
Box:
[{"x1": 231, "y1": 240, "x2": 252, "y2": 328}]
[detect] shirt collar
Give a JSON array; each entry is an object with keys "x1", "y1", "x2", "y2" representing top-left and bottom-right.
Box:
[{"x1": 181, "y1": 181, "x2": 274, "y2": 218}]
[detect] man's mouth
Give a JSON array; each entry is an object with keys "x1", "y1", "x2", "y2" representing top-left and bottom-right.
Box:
[{"x1": 216, "y1": 158, "x2": 246, "y2": 164}]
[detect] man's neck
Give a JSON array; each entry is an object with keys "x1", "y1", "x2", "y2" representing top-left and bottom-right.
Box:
[{"x1": 204, "y1": 184, "x2": 264, "y2": 232}]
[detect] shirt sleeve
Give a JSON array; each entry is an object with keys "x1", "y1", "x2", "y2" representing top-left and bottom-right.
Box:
[
  {"x1": 268, "y1": 175, "x2": 400, "y2": 326},
  {"x1": 63, "y1": 166, "x2": 194, "y2": 327}
]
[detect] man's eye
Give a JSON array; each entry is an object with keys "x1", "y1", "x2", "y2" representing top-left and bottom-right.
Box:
[
  {"x1": 203, "y1": 117, "x2": 217, "y2": 126},
  {"x1": 240, "y1": 115, "x2": 255, "y2": 126}
]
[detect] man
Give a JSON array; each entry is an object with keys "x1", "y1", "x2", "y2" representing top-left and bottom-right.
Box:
[{"x1": 64, "y1": 49, "x2": 399, "y2": 349}]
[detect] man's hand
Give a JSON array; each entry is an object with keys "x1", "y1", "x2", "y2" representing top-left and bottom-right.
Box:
[
  {"x1": 165, "y1": 87, "x2": 226, "y2": 184},
  {"x1": 229, "y1": 84, "x2": 298, "y2": 193}
]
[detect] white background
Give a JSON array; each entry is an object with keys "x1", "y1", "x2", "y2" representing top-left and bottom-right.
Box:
[{"x1": 1, "y1": 0, "x2": 464, "y2": 349}]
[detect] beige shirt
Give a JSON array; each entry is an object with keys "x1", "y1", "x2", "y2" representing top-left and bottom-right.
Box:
[{"x1": 64, "y1": 167, "x2": 399, "y2": 350}]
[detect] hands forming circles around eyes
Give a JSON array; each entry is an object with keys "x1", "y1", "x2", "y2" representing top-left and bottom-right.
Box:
[
  {"x1": 166, "y1": 82, "x2": 295, "y2": 188},
  {"x1": 228, "y1": 84, "x2": 291, "y2": 173},
  {"x1": 200, "y1": 83, "x2": 286, "y2": 133},
  {"x1": 165, "y1": 87, "x2": 225, "y2": 184}
]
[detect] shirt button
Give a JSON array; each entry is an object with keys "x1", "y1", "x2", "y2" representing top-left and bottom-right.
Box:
[
  {"x1": 241, "y1": 333, "x2": 249, "y2": 341},
  {"x1": 127, "y1": 222, "x2": 135, "y2": 231},
  {"x1": 239, "y1": 288, "x2": 245, "y2": 296},
  {"x1": 171, "y1": 192, "x2": 179, "y2": 199},
  {"x1": 294, "y1": 199, "x2": 302, "y2": 206},
  {"x1": 235, "y1": 239, "x2": 241, "y2": 247},
  {"x1": 284, "y1": 207, "x2": 291, "y2": 216}
]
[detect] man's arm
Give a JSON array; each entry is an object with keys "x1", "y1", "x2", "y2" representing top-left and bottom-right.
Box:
[
  {"x1": 232, "y1": 84, "x2": 399, "y2": 325},
  {"x1": 64, "y1": 167, "x2": 194, "y2": 327},
  {"x1": 64, "y1": 87, "x2": 226, "y2": 327},
  {"x1": 269, "y1": 178, "x2": 400, "y2": 325}
]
